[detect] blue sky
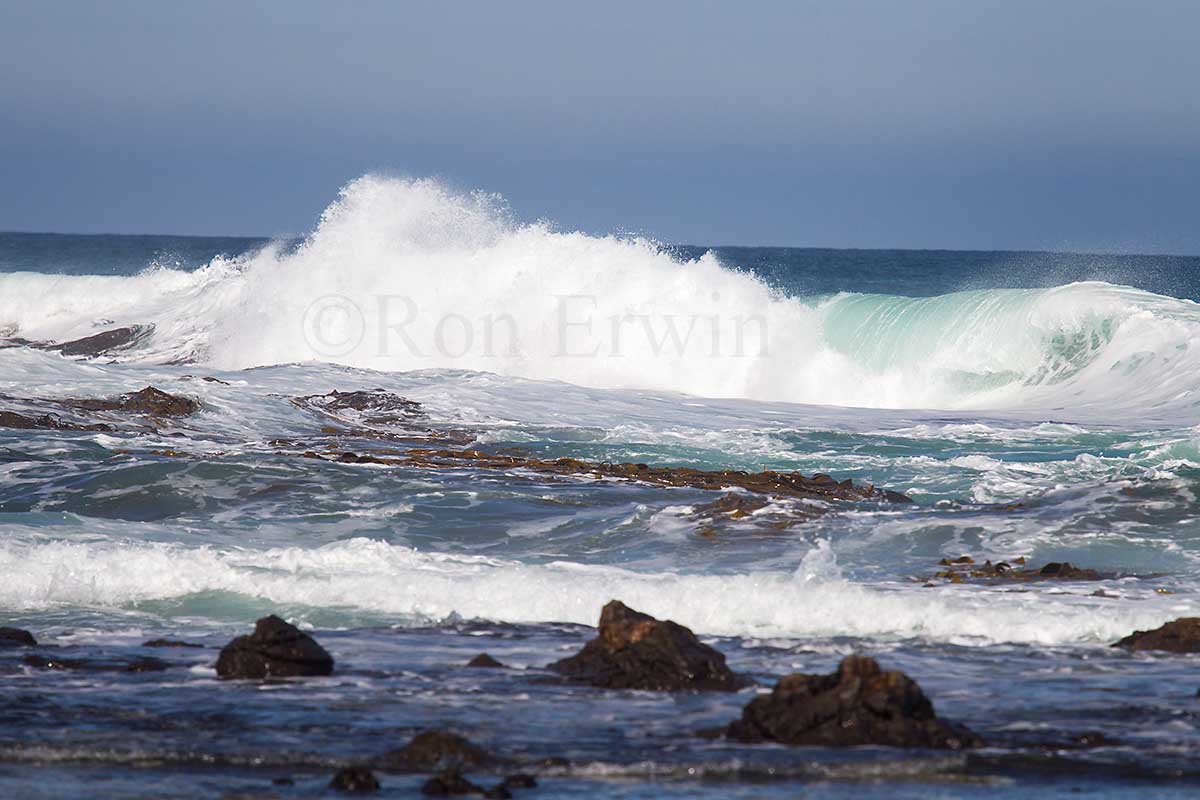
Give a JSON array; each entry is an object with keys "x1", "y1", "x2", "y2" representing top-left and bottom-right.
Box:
[{"x1": 1, "y1": 0, "x2": 1197, "y2": 252}]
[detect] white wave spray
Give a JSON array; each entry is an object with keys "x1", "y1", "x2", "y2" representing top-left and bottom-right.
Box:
[{"x1": 2, "y1": 174, "x2": 1200, "y2": 415}]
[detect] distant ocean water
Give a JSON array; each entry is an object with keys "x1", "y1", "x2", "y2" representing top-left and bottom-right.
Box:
[{"x1": 2, "y1": 175, "x2": 1200, "y2": 798}]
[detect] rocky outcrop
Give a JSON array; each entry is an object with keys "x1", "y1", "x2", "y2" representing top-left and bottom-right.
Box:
[
  {"x1": 330, "y1": 766, "x2": 380, "y2": 793},
  {"x1": 548, "y1": 601, "x2": 746, "y2": 692},
  {"x1": 215, "y1": 615, "x2": 334, "y2": 679},
  {"x1": 1113, "y1": 618, "x2": 1200, "y2": 653},
  {"x1": 142, "y1": 638, "x2": 203, "y2": 648},
  {"x1": 0, "y1": 410, "x2": 113, "y2": 432},
  {"x1": 0, "y1": 627, "x2": 37, "y2": 647},
  {"x1": 726, "y1": 655, "x2": 981, "y2": 749},
  {"x1": 377, "y1": 730, "x2": 495, "y2": 772}
]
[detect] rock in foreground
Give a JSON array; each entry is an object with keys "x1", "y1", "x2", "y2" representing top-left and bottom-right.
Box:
[
  {"x1": 215, "y1": 615, "x2": 334, "y2": 679},
  {"x1": 726, "y1": 655, "x2": 981, "y2": 749},
  {"x1": 548, "y1": 600, "x2": 746, "y2": 692},
  {"x1": 1113, "y1": 617, "x2": 1200, "y2": 653}
]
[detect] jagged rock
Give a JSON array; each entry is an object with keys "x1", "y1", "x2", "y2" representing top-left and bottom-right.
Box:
[
  {"x1": 726, "y1": 655, "x2": 981, "y2": 749},
  {"x1": 548, "y1": 600, "x2": 746, "y2": 692},
  {"x1": 215, "y1": 615, "x2": 334, "y2": 679},
  {"x1": 330, "y1": 766, "x2": 381, "y2": 793},
  {"x1": 466, "y1": 653, "x2": 505, "y2": 668},
  {"x1": 0, "y1": 627, "x2": 36, "y2": 647},
  {"x1": 1113, "y1": 618, "x2": 1200, "y2": 653},
  {"x1": 142, "y1": 638, "x2": 203, "y2": 648},
  {"x1": 378, "y1": 731, "x2": 494, "y2": 772},
  {"x1": 421, "y1": 770, "x2": 485, "y2": 796}
]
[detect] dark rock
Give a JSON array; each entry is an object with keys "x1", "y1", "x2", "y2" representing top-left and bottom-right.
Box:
[
  {"x1": 215, "y1": 615, "x2": 334, "y2": 679},
  {"x1": 142, "y1": 638, "x2": 203, "y2": 648},
  {"x1": 0, "y1": 627, "x2": 36, "y2": 647},
  {"x1": 54, "y1": 325, "x2": 152, "y2": 357},
  {"x1": 125, "y1": 656, "x2": 170, "y2": 672},
  {"x1": 379, "y1": 730, "x2": 494, "y2": 771},
  {"x1": 421, "y1": 770, "x2": 484, "y2": 796},
  {"x1": 69, "y1": 386, "x2": 199, "y2": 417},
  {"x1": 272, "y1": 777, "x2": 294, "y2": 786},
  {"x1": 330, "y1": 766, "x2": 381, "y2": 793},
  {"x1": 484, "y1": 785, "x2": 513, "y2": 799},
  {"x1": 1113, "y1": 617, "x2": 1200, "y2": 653},
  {"x1": 466, "y1": 653, "x2": 505, "y2": 668},
  {"x1": 501, "y1": 774, "x2": 537, "y2": 789},
  {"x1": 726, "y1": 654, "x2": 981, "y2": 749},
  {"x1": 548, "y1": 600, "x2": 746, "y2": 692},
  {"x1": 23, "y1": 654, "x2": 86, "y2": 670}
]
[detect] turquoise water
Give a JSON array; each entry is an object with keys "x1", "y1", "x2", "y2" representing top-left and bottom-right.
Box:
[{"x1": 3, "y1": 177, "x2": 1200, "y2": 797}]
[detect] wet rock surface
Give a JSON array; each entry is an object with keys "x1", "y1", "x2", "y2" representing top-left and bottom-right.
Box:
[
  {"x1": 0, "y1": 325, "x2": 153, "y2": 357},
  {"x1": 330, "y1": 766, "x2": 381, "y2": 793},
  {"x1": 215, "y1": 615, "x2": 334, "y2": 679},
  {"x1": 726, "y1": 654, "x2": 981, "y2": 749},
  {"x1": 292, "y1": 389, "x2": 473, "y2": 445},
  {"x1": 548, "y1": 600, "x2": 747, "y2": 692},
  {"x1": 0, "y1": 385, "x2": 198, "y2": 432},
  {"x1": 1113, "y1": 617, "x2": 1200, "y2": 653},
  {"x1": 377, "y1": 730, "x2": 496, "y2": 772},
  {"x1": 0, "y1": 628, "x2": 37, "y2": 647}
]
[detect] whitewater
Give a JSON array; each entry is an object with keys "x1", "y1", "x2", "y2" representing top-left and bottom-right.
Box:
[{"x1": 4, "y1": 175, "x2": 1200, "y2": 797}]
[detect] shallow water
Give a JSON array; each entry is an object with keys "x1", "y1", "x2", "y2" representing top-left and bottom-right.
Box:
[{"x1": 3, "y1": 177, "x2": 1200, "y2": 797}]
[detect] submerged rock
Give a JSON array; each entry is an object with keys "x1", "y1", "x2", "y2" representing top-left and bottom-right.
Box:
[
  {"x1": 142, "y1": 638, "x2": 203, "y2": 648},
  {"x1": 548, "y1": 600, "x2": 746, "y2": 692},
  {"x1": 1113, "y1": 617, "x2": 1200, "y2": 653},
  {"x1": 466, "y1": 653, "x2": 506, "y2": 668},
  {"x1": 378, "y1": 730, "x2": 495, "y2": 772},
  {"x1": 0, "y1": 627, "x2": 37, "y2": 647},
  {"x1": 726, "y1": 654, "x2": 981, "y2": 749},
  {"x1": 330, "y1": 766, "x2": 381, "y2": 793},
  {"x1": 215, "y1": 615, "x2": 334, "y2": 679}
]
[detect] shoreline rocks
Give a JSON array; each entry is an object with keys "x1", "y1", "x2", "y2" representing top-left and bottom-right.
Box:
[
  {"x1": 726, "y1": 654, "x2": 981, "y2": 749},
  {"x1": 548, "y1": 600, "x2": 747, "y2": 692},
  {"x1": 215, "y1": 615, "x2": 334, "y2": 679}
]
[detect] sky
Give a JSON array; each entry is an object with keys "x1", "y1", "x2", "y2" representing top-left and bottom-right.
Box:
[{"x1": 1, "y1": 0, "x2": 1198, "y2": 253}]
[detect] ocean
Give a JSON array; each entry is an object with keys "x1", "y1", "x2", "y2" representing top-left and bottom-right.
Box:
[{"x1": 2, "y1": 175, "x2": 1200, "y2": 798}]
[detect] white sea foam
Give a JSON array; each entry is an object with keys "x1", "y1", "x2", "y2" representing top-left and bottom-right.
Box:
[
  {"x1": 0, "y1": 536, "x2": 1186, "y2": 645},
  {"x1": 2, "y1": 175, "x2": 1199, "y2": 418}
]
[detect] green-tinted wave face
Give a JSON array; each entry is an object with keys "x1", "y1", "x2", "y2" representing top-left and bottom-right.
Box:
[{"x1": 815, "y1": 281, "x2": 1200, "y2": 414}]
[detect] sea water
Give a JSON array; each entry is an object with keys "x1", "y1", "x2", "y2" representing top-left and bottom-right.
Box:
[{"x1": 2, "y1": 176, "x2": 1200, "y2": 798}]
